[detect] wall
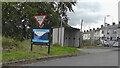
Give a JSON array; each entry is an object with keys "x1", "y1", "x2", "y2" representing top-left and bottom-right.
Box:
[
  {"x1": 52, "y1": 27, "x2": 64, "y2": 46},
  {"x1": 52, "y1": 28, "x2": 59, "y2": 44}
]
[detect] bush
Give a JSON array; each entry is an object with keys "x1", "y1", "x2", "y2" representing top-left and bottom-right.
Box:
[
  {"x1": 83, "y1": 40, "x2": 98, "y2": 47},
  {"x1": 52, "y1": 43, "x2": 60, "y2": 46},
  {"x1": 83, "y1": 40, "x2": 91, "y2": 46},
  {"x1": 2, "y1": 36, "x2": 20, "y2": 52}
]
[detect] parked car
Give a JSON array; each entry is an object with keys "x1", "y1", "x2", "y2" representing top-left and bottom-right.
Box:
[{"x1": 103, "y1": 40, "x2": 110, "y2": 47}]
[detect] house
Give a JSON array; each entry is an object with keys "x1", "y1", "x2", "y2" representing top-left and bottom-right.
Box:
[
  {"x1": 83, "y1": 22, "x2": 119, "y2": 46},
  {"x1": 117, "y1": 22, "x2": 120, "y2": 46},
  {"x1": 100, "y1": 23, "x2": 118, "y2": 40},
  {"x1": 52, "y1": 26, "x2": 82, "y2": 47},
  {"x1": 94, "y1": 28, "x2": 100, "y2": 40},
  {"x1": 83, "y1": 30, "x2": 90, "y2": 40}
]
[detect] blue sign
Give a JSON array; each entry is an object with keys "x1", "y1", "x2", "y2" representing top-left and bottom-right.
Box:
[
  {"x1": 32, "y1": 29, "x2": 50, "y2": 43},
  {"x1": 31, "y1": 29, "x2": 51, "y2": 54}
]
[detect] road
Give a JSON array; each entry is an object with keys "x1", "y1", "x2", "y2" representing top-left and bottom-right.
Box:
[{"x1": 23, "y1": 47, "x2": 118, "y2": 66}]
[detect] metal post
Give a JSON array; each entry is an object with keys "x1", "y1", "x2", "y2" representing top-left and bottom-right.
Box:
[
  {"x1": 80, "y1": 19, "x2": 83, "y2": 47},
  {"x1": 81, "y1": 19, "x2": 83, "y2": 32},
  {"x1": 48, "y1": 44, "x2": 50, "y2": 55},
  {"x1": 48, "y1": 30, "x2": 51, "y2": 55},
  {"x1": 60, "y1": 15, "x2": 63, "y2": 46},
  {"x1": 30, "y1": 30, "x2": 33, "y2": 52},
  {"x1": 104, "y1": 15, "x2": 110, "y2": 27},
  {"x1": 104, "y1": 16, "x2": 106, "y2": 27},
  {"x1": 31, "y1": 43, "x2": 33, "y2": 51}
]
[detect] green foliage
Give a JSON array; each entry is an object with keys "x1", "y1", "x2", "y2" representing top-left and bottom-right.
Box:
[
  {"x1": 2, "y1": 2, "x2": 76, "y2": 41},
  {"x1": 83, "y1": 40, "x2": 98, "y2": 47},
  {"x1": 52, "y1": 43, "x2": 60, "y2": 46},
  {"x1": 2, "y1": 36, "x2": 20, "y2": 52}
]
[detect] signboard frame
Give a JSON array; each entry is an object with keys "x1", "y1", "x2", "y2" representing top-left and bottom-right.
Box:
[{"x1": 31, "y1": 29, "x2": 50, "y2": 54}]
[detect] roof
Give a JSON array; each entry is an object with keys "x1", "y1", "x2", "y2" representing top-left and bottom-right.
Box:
[{"x1": 52, "y1": 26, "x2": 80, "y2": 30}]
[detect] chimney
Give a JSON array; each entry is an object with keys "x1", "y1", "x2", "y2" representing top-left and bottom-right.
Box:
[
  {"x1": 97, "y1": 28, "x2": 99, "y2": 30},
  {"x1": 107, "y1": 24, "x2": 110, "y2": 26},
  {"x1": 112, "y1": 22, "x2": 115, "y2": 25},
  {"x1": 93, "y1": 28, "x2": 95, "y2": 30},
  {"x1": 101, "y1": 25, "x2": 103, "y2": 28},
  {"x1": 84, "y1": 30, "x2": 86, "y2": 32},
  {"x1": 87, "y1": 30, "x2": 88, "y2": 32}
]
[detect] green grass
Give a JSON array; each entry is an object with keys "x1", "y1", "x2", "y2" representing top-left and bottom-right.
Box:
[
  {"x1": 2, "y1": 52, "x2": 45, "y2": 62},
  {"x1": 2, "y1": 37, "x2": 81, "y2": 62},
  {"x1": 2, "y1": 46, "x2": 80, "y2": 62},
  {"x1": 50, "y1": 46, "x2": 80, "y2": 55}
]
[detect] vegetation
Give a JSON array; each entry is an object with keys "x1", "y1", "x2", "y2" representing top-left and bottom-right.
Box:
[
  {"x1": 2, "y1": 2, "x2": 80, "y2": 63},
  {"x1": 2, "y1": 2, "x2": 76, "y2": 41},
  {"x1": 82, "y1": 40, "x2": 100, "y2": 48},
  {"x1": 2, "y1": 37, "x2": 80, "y2": 62}
]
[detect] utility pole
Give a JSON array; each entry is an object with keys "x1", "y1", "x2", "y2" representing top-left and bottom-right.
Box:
[
  {"x1": 60, "y1": 14, "x2": 63, "y2": 46},
  {"x1": 81, "y1": 19, "x2": 83, "y2": 32},
  {"x1": 80, "y1": 19, "x2": 83, "y2": 47}
]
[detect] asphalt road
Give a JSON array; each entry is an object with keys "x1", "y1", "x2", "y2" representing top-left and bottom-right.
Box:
[{"x1": 23, "y1": 47, "x2": 118, "y2": 66}]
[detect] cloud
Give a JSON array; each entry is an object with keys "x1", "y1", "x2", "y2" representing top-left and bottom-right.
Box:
[{"x1": 67, "y1": 1, "x2": 104, "y2": 29}]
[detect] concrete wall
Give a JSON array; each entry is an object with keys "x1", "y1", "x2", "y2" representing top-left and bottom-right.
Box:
[
  {"x1": 63, "y1": 28, "x2": 80, "y2": 47},
  {"x1": 52, "y1": 27, "x2": 81, "y2": 47},
  {"x1": 74, "y1": 30, "x2": 81, "y2": 47},
  {"x1": 52, "y1": 28, "x2": 59, "y2": 44},
  {"x1": 58, "y1": 27, "x2": 64, "y2": 46},
  {"x1": 52, "y1": 27, "x2": 64, "y2": 46}
]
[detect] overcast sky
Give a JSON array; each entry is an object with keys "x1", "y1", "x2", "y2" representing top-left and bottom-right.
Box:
[{"x1": 67, "y1": 0, "x2": 119, "y2": 31}]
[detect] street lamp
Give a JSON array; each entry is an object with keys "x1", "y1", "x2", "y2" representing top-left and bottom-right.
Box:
[{"x1": 104, "y1": 15, "x2": 110, "y2": 27}]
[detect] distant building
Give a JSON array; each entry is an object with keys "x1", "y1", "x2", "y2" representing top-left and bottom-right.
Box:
[
  {"x1": 100, "y1": 23, "x2": 118, "y2": 41},
  {"x1": 83, "y1": 22, "x2": 119, "y2": 46},
  {"x1": 83, "y1": 31, "x2": 90, "y2": 40},
  {"x1": 117, "y1": 22, "x2": 120, "y2": 46}
]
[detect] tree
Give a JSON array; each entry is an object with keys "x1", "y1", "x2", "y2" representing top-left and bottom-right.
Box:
[{"x1": 2, "y1": 2, "x2": 76, "y2": 41}]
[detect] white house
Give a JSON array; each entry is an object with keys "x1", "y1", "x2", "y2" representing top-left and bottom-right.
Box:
[{"x1": 83, "y1": 32, "x2": 90, "y2": 40}]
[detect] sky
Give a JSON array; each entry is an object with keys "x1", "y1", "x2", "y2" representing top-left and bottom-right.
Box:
[{"x1": 67, "y1": 0, "x2": 120, "y2": 31}]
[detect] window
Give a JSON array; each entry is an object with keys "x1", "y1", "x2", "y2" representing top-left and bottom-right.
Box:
[
  {"x1": 113, "y1": 30, "x2": 116, "y2": 34},
  {"x1": 110, "y1": 37, "x2": 112, "y2": 41},
  {"x1": 102, "y1": 31, "x2": 104, "y2": 34}
]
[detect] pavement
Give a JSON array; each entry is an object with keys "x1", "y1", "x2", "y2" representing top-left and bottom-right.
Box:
[
  {"x1": 78, "y1": 47, "x2": 119, "y2": 53},
  {"x1": 23, "y1": 47, "x2": 119, "y2": 66}
]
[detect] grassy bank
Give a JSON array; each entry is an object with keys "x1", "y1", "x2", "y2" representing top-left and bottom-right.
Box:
[
  {"x1": 82, "y1": 40, "x2": 101, "y2": 48},
  {"x1": 2, "y1": 37, "x2": 80, "y2": 62}
]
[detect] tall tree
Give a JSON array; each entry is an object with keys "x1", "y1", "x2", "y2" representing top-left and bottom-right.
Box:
[{"x1": 2, "y1": 2, "x2": 76, "y2": 41}]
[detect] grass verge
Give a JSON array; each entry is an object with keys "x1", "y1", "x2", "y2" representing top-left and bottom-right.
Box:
[
  {"x1": 3, "y1": 46, "x2": 80, "y2": 62},
  {"x1": 2, "y1": 37, "x2": 81, "y2": 62}
]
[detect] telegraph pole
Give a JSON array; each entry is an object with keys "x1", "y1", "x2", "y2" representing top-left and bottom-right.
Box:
[
  {"x1": 81, "y1": 19, "x2": 83, "y2": 32},
  {"x1": 80, "y1": 19, "x2": 83, "y2": 47}
]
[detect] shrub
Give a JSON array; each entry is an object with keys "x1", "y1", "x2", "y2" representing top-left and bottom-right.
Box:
[
  {"x1": 83, "y1": 40, "x2": 98, "y2": 46},
  {"x1": 52, "y1": 43, "x2": 60, "y2": 46},
  {"x1": 2, "y1": 36, "x2": 20, "y2": 52}
]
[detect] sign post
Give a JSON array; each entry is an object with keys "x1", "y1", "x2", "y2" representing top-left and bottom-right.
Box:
[{"x1": 31, "y1": 29, "x2": 50, "y2": 54}]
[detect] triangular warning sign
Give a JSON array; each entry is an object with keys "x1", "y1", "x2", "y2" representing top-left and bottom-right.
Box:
[{"x1": 33, "y1": 15, "x2": 47, "y2": 27}]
